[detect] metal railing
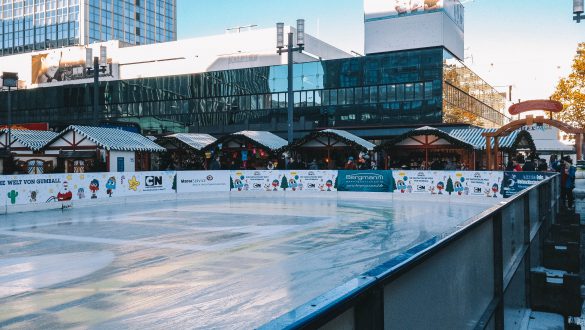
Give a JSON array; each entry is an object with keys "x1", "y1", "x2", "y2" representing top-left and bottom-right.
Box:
[{"x1": 261, "y1": 174, "x2": 559, "y2": 329}]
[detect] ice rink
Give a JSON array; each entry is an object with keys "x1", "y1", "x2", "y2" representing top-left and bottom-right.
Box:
[{"x1": 0, "y1": 193, "x2": 498, "y2": 329}]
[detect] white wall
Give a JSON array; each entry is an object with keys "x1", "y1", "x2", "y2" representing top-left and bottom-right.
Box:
[
  {"x1": 365, "y1": 11, "x2": 464, "y2": 60},
  {"x1": 0, "y1": 28, "x2": 350, "y2": 89},
  {"x1": 109, "y1": 151, "x2": 135, "y2": 172}
]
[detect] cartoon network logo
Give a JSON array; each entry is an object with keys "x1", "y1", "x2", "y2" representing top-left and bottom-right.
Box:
[{"x1": 145, "y1": 176, "x2": 163, "y2": 187}]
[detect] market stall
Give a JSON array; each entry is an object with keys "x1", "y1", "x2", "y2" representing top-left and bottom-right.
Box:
[
  {"x1": 283, "y1": 129, "x2": 376, "y2": 169},
  {"x1": 156, "y1": 133, "x2": 217, "y2": 170},
  {"x1": 450, "y1": 127, "x2": 536, "y2": 170},
  {"x1": 376, "y1": 126, "x2": 476, "y2": 170},
  {"x1": 202, "y1": 130, "x2": 287, "y2": 170}
]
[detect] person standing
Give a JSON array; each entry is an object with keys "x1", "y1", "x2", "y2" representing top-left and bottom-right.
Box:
[
  {"x1": 563, "y1": 156, "x2": 576, "y2": 210},
  {"x1": 345, "y1": 157, "x2": 357, "y2": 170}
]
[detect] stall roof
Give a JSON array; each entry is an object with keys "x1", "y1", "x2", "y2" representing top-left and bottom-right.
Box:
[
  {"x1": 232, "y1": 131, "x2": 288, "y2": 151},
  {"x1": 164, "y1": 133, "x2": 217, "y2": 151},
  {"x1": 285, "y1": 129, "x2": 376, "y2": 152},
  {"x1": 449, "y1": 128, "x2": 535, "y2": 151},
  {"x1": 377, "y1": 126, "x2": 475, "y2": 150},
  {"x1": 320, "y1": 129, "x2": 376, "y2": 151},
  {"x1": 1, "y1": 129, "x2": 59, "y2": 151},
  {"x1": 47, "y1": 125, "x2": 166, "y2": 152}
]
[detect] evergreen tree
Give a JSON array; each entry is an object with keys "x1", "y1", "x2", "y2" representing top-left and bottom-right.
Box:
[
  {"x1": 446, "y1": 176, "x2": 454, "y2": 195},
  {"x1": 280, "y1": 175, "x2": 289, "y2": 190}
]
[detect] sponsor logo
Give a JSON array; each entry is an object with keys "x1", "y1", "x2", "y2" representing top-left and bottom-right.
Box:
[
  {"x1": 206, "y1": 175, "x2": 213, "y2": 181},
  {"x1": 145, "y1": 176, "x2": 163, "y2": 187},
  {"x1": 417, "y1": 172, "x2": 425, "y2": 177},
  {"x1": 253, "y1": 183, "x2": 262, "y2": 188},
  {"x1": 254, "y1": 171, "x2": 261, "y2": 175},
  {"x1": 417, "y1": 185, "x2": 426, "y2": 191},
  {"x1": 474, "y1": 173, "x2": 482, "y2": 178},
  {"x1": 474, "y1": 187, "x2": 482, "y2": 193},
  {"x1": 345, "y1": 173, "x2": 384, "y2": 181},
  {"x1": 308, "y1": 171, "x2": 315, "y2": 176},
  {"x1": 308, "y1": 183, "x2": 316, "y2": 188}
]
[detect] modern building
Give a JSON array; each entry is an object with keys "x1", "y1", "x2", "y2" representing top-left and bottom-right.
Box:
[
  {"x1": 0, "y1": 0, "x2": 176, "y2": 57},
  {"x1": 0, "y1": 1, "x2": 508, "y2": 143}
]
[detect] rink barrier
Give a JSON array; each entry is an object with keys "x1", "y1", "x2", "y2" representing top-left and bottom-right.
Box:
[
  {"x1": 0, "y1": 170, "x2": 548, "y2": 214},
  {"x1": 260, "y1": 174, "x2": 560, "y2": 329}
]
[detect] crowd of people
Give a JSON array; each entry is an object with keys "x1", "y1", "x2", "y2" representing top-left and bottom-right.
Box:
[{"x1": 506, "y1": 153, "x2": 577, "y2": 210}]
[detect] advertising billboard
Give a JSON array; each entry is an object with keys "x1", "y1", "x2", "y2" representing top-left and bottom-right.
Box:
[
  {"x1": 364, "y1": 0, "x2": 464, "y2": 31},
  {"x1": 31, "y1": 47, "x2": 116, "y2": 85}
]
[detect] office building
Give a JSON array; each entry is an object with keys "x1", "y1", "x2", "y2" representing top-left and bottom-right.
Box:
[
  {"x1": 0, "y1": 0, "x2": 176, "y2": 57},
  {"x1": 0, "y1": 1, "x2": 508, "y2": 140}
]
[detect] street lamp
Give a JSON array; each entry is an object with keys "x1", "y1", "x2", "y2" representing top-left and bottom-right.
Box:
[
  {"x1": 1, "y1": 72, "x2": 18, "y2": 154},
  {"x1": 575, "y1": 0, "x2": 584, "y2": 22},
  {"x1": 276, "y1": 19, "x2": 305, "y2": 144},
  {"x1": 86, "y1": 46, "x2": 108, "y2": 126}
]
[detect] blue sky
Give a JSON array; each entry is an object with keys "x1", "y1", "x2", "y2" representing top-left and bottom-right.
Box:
[{"x1": 177, "y1": 0, "x2": 584, "y2": 102}]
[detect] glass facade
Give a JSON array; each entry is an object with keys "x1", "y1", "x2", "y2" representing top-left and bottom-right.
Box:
[
  {"x1": 0, "y1": 48, "x2": 507, "y2": 136},
  {"x1": 88, "y1": 0, "x2": 176, "y2": 45},
  {"x1": 0, "y1": 0, "x2": 176, "y2": 57},
  {"x1": 443, "y1": 50, "x2": 508, "y2": 128},
  {"x1": 1, "y1": 0, "x2": 80, "y2": 55}
]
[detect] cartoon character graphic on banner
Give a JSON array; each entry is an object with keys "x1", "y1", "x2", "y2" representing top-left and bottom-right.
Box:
[
  {"x1": 491, "y1": 183, "x2": 499, "y2": 198},
  {"x1": 325, "y1": 179, "x2": 334, "y2": 191},
  {"x1": 57, "y1": 180, "x2": 73, "y2": 201},
  {"x1": 234, "y1": 178, "x2": 244, "y2": 191},
  {"x1": 454, "y1": 181, "x2": 464, "y2": 195},
  {"x1": 436, "y1": 181, "x2": 445, "y2": 194},
  {"x1": 77, "y1": 188, "x2": 85, "y2": 199},
  {"x1": 7, "y1": 190, "x2": 18, "y2": 204},
  {"x1": 429, "y1": 185, "x2": 437, "y2": 194},
  {"x1": 89, "y1": 179, "x2": 100, "y2": 199},
  {"x1": 396, "y1": 179, "x2": 407, "y2": 193},
  {"x1": 29, "y1": 190, "x2": 38, "y2": 203},
  {"x1": 271, "y1": 179, "x2": 279, "y2": 191},
  {"x1": 289, "y1": 178, "x2": 298, "y2": 191},
  {"x1": 406, "y1": 181, "x2": 413, "y2": 193},
  {"x1": 106, "y1": 176, "x2": 116, "y2": 197}
]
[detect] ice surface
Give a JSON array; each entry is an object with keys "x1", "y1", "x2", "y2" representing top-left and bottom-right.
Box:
[{"x1": 0, "y1": 193, "x2": 497, "y2": 329}]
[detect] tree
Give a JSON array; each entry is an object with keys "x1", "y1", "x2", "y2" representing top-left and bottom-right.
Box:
[
  {"x1": 446, "y1": 176, "x2": 454, "y2": 195},
  {"x1": 280, "y1": 175, "x2": 289, "y2": 190},
  {"x1": 552, "y1": 43, "x2": 585, "y2": 129}
]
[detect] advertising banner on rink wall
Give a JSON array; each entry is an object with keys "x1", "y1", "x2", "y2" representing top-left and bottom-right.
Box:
[
  {"x1": 0, "y1": 170, "x2": 549, "y2": 209},
  {"x1": 501, "y1": 172, "x2": 555, "y2": 198},
  {"x1": 391, "y1": 170, "x2": 505, "y2": 198},
  {"x1": 229, "y1": 170, "x2": 338, "y2": 192},
  {"x1": 0, "y1": 171, "x2": 176, "y2": 206},
  {"x1": 177, "y1": 171, "x2": 230, "y2": 193},
  {"x1": 337, "y1": 170, "x2": 394, "y2": 192}
]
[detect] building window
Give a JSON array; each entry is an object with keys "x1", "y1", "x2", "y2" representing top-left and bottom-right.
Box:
[
  {"x1": 73, "y1": 160, "x2": 85, "y2": 173},
  {"x1": 27, "y1": 159, "x2": 45, "y2": 174}
]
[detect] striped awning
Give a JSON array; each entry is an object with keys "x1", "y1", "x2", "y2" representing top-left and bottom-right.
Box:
[{"x1": 449, "y1": 128, "x2": 534, "y2": 151}]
